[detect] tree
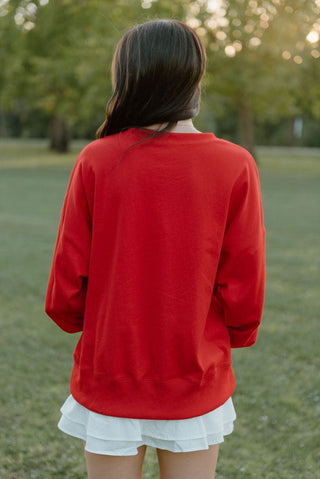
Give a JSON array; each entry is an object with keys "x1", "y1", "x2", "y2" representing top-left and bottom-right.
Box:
[
  {"x1": 185, "y1": 0, "x2": 320, "y2": 156},
  {"x1": 0, "y1": 0, "x2": 154, "y2": 150},
  {"x1": 7, "y1": 0, "x2": 125, "y2": 151}
]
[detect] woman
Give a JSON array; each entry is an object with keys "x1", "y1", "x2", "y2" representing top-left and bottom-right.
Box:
[{"x1": 45, "y1": 19, "x2": 266, "y2": 479}]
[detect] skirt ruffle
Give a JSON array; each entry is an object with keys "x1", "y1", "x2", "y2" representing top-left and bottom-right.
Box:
[{"x1": 58, "y1": 394, "x2": 236, "y2": 456}]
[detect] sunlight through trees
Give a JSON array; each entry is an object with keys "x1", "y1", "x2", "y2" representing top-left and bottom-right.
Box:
[{"x1": 0, "y1": 0, "x2": 319, "y2": 151}]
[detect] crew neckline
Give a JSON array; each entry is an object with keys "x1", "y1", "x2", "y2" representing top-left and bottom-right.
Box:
[{"x1": 129, "y1": 127, "x2": 215, "y2": 139}]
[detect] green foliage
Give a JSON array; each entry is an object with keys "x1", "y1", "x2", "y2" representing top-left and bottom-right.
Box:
[
  {"x1": 0, "y1": 0, "x2": 319, "y2": 146},
  {"x1": 0, "y1": 1, "x2": 154, "y2": 139},
  {"x1": 198, "y1": 0, "x2": 320, "y2": 121}
]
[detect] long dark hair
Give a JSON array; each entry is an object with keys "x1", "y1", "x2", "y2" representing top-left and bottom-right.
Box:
[{"x1": 96, "y1": 19, "x2": 206, "y2": 138}]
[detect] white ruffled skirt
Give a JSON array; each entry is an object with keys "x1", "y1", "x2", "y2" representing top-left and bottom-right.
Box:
[{"x1": 58, "y1": 394, "x2": 236, "y2": 456}]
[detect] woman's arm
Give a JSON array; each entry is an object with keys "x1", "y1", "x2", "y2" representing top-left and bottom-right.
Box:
[
  {"x1": 45, "y1": 156, "x2": 92, "y2": 333},
  {"x1": 214, "y1": 156, "x2": 266, "y2": 348}
]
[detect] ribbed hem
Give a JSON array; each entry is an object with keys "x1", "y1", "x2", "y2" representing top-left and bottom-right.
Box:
[{"x1": 70, "y1": 362, "x2": 236, "y2": 420}]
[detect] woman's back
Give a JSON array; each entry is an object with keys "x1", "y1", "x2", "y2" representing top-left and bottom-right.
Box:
[{"x1": 45, "y1": 127, "x2": 265, "y2": 419}]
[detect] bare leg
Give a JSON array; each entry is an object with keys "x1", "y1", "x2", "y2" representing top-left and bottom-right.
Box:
[
  {"x1": 157, "y1": 444, "x2": 219, "y2": 479},
  {"x1": 84, "y1": 444, "x2": 147, "y2": 479}
]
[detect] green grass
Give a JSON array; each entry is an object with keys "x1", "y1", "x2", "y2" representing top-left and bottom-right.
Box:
[{"x1": 0, "y1": 139, "x2": 319, "y2": 478}]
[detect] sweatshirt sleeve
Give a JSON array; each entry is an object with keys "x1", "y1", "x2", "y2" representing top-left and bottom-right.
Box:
[
  {"x1": 214, "y1": 155, "x2": 266, "y2": 348},
  {"x1": 45, "y1": 156, "x2": 92, "y2": 333}
]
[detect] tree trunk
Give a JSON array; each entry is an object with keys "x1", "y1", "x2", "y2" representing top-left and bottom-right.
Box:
[
  {"x1": 238, "y1": 103, "x2": 257, "y2": 160},
  {"x1": 0, "y1": 108, "x2": 8, "y2": 137},
  {"x1": 285, "y1": 117, "x2": 294, "y2": 146},
  {"x1": 49, "y1": 114, "x2": 69, "y2": 152}
]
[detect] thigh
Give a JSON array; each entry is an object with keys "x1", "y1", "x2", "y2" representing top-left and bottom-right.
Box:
[
  {"x1": 84, "y1": 445, "x2": 147, "y2": 479},
  {"x1": 156, "y1": 444, "x2": 219, "y2": 479}
]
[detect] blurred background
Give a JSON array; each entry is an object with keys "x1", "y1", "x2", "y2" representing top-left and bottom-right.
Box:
[
  {"x1": 1, "y1": 2, "x2": 320, "y2": 478},
  {"x1": 0, "y1": 0, "x2": 320, "y2": 156}
]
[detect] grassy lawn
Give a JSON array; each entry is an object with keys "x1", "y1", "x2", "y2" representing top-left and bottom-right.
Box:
[{"x1": 0, "y1": 139, "x2": 319, "y2": 478}]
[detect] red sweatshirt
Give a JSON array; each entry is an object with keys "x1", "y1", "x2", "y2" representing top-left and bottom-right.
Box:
[{"x1": 45, "y1": 128, "x2": 265, "y2": 419}]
